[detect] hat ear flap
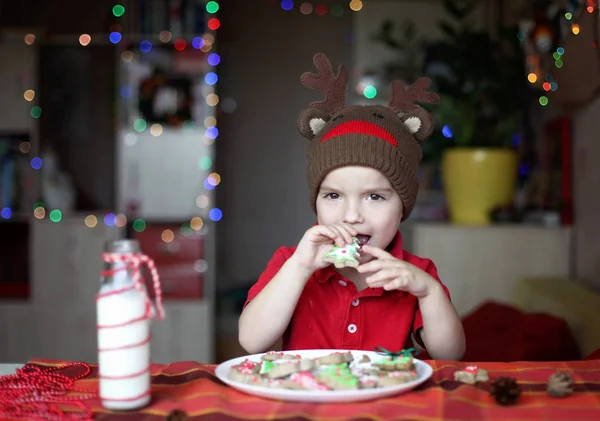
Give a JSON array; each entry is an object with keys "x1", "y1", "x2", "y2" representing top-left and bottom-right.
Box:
[
  {"x1": 397, "y1": 107, "x2": 434, "y2": 142},
  {"x1": 389, "y1": 78, "x2": 439, "y2": 142},
  {"x1": 298, "y1": 107, "x2": 331, "y2": 140}
]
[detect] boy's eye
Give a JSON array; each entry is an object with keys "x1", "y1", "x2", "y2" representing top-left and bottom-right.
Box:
[
  {"x1": 369, "y1": 194, "x2": 384, "y2": 200},
  {"x1": 324, "y1": 193, "x2": 340, "y2": 199}
]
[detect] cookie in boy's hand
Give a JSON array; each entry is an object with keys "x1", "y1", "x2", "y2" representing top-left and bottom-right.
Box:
[{"x1": 322, "y1": 237, "x2": 361, "y2": 268}]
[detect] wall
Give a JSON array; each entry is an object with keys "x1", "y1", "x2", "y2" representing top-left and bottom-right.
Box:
[
  {"x1": 0, "y1": 36, "x2": 39, "y2": 212},
  {"x1": 216, "y1": 2, "x2": 353, "y2": 288},
  {"x1": 38, "y1": 45, "x2": 116, "y2": 210},
  {"x1": 550, "y1": 10, "x2": 600, "y2": 291},
  {"x1": 1, "y1": 0, "x2": 119, "y2": 211},
  {"x1": 572, "y1": 97, "x2": 600, "y2": 291},
  {"x1": 0, "y1": 41, "x2": 36, "y2": 132}
]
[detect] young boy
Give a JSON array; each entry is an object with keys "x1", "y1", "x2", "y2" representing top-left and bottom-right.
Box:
[{"x1": 238, "y1": 53, "x2": 465, "y2": 360}]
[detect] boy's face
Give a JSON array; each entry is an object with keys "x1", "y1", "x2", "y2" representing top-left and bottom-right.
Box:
[{"x1": 316, "y1": 166, "x2": 404, "y2": 263}]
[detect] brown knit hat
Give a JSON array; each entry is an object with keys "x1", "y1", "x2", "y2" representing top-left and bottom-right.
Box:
[{"x1": 297, "y1": 53, "x2": 439, "y2": 220}]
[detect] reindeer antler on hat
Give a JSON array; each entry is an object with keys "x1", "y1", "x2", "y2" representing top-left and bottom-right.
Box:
[{"x1": 297, "y1": 52, "x2": 439, "y2": 142}]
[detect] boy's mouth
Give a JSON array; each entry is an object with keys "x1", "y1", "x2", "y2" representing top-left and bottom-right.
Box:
[{"x1": 355, "y1": 234, "x2": 371, "y2": 247}]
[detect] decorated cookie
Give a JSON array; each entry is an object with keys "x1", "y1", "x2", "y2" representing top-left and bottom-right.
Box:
[
  {"x1": 280, "y1": 380, "x2": 307, "y2": 390},
  {"x1": 377, "y1": 369, "x2": 418, "y2": 387},
  {"x1": 228, "y1": 359, "x2": 262, "y2": 383},
  {"x1": 247, "y1": 377, "x2": 281, "y2": 388},
  {"x1": 265, "y1": 361, "x2": 303, "y2": 379},
  {"x1": 316, "y1": 351, "x2": 354, "y2": 366},
  {"x1": 323, "y1": 237, "x2": 361, "y2": 268},
  {"x1": 299, "y1": 358, "x2": 317, "y2": 372},
  {"x1": 316, "y1": 363, "x2": 360, "y2": 390},
  {"x1": 373, "y1": 347, "x2": 415, "y2": 371},
  {"x1": 289, "y1": 372, "x2": 330, "y2": 391},
  {"x1": 358, "y1": 376, "x2": 379, "y2": 389},
  {"x1": 261, "y1": 351, "x2": 300, "y2": 361},
  {"x1": 373, "y1": 355, "x2": 414, "y2": 371},
  {"x1": 259, "y1": 360, "x2": 276, "y2": 375},
  {"x1": 454, "y1": 366, "x2": 489, "y2": 385},
  {"x1": 350, "y1": 359, "x2": 380, "y2": 378}
]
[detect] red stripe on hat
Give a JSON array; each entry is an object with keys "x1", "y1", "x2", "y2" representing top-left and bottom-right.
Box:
[{"x1": 320, "y1": 120, "x2": 398, "y2": 147}]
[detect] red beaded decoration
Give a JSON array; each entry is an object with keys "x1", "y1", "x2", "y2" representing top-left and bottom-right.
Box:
[{"x1": 0, "y1": 362, "x2": 94, "y2": 420}]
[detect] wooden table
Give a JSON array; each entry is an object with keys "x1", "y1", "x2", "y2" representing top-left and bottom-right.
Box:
[{"x1": 3, "y1": 359, "x2": 600, "y2": 420}]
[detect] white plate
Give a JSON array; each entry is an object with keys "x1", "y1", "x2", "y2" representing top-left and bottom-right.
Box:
[{"x1": 215, "y1": 349, "x2": 433, "y2": 403}]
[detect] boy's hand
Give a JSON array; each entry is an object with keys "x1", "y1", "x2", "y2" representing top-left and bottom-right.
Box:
[
  {"x1": 357, "y1": 244, "x2": 437, "y2": 298},
  {"x1": 292, "y1": 224, "x2": 357, "y2": 274}
]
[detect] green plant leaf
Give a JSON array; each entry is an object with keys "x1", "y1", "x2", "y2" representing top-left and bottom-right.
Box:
[{"x1": 438, "y1": 22, "x2": 457, "y2": 39}]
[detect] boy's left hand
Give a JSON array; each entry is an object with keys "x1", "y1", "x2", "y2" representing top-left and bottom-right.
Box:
[{"x1": 357, "y1": 244, "x2": 436, "y2": 298}]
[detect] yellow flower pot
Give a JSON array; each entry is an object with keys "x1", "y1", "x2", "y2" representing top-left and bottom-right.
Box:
[{"x1": 442, "y1": 148, "x2": 518, "y2": 225}]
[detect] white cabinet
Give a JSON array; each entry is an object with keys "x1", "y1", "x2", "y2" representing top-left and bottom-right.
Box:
[
  {"x1": 0, "y1": 5, "x2": 219, "y2": 364},
  {"x1": 0, "y1": 216, "x2": 215, "y2": 364},
  {"x1": 410, "y1": 223, "x2": 572, "y2": 317}
]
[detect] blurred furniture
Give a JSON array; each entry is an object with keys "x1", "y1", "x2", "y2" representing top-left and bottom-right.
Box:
[
  {"x1": 0, "y1": 216, "x2": 215, "y2": 364},
  {"x1": 411, "y1": 223, "x2": 572, "y2": 317},
  {"x1": 419, "y1": 300, "x2": 581, "y2": 362},
  {"x1": 512, "y1": 277, "x2": 600, "y2": 359},
  {"x1": 0, "y1": 8, "x2": 219, "y2": 364}
]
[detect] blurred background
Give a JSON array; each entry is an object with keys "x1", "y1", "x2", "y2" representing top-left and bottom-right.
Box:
[{"x1": 0, "y1": 0, "x2": 599, "y2": 365}]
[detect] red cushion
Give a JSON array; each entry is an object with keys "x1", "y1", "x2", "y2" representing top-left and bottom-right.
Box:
[
  {"x1": 417, "y1": 301, "x2": 581, "y2": 362},
  {"x1": 584, "y1": 348, "x2": 600, "y2": 360}
]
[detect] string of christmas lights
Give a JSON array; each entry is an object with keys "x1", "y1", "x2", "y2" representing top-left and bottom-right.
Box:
[
  {"x1": 522, "y1": 0, "x2": 600, "y2": 107},
  {"x1": 279, "y1": 0, "x2": 363, "y2": 15},
  {"x1": 6, "y1": 1, "x2": 222, "y2": 242}
]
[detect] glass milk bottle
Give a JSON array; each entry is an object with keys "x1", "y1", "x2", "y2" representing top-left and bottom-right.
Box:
[{"x1": 96, "y1": 239, "x2": 151, "y2": 410}]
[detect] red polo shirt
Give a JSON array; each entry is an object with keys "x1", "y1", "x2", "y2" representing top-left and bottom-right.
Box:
[{"x1": 244, "y1": 231, "x2": 451, "y2": 352}]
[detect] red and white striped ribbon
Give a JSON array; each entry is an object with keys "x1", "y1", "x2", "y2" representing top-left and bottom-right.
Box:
[{"x1": 101, "y1": 252, "x2": 165, "y2": 320}]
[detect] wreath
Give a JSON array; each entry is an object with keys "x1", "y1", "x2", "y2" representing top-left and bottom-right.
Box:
[{"x1": 138, "y1": 69, "x2": 193, "y2": 126}]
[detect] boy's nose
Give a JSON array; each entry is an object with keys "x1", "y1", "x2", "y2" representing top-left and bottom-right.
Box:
[{"x1": 342, "y1": 204, "x2": 364, "y2": 224}]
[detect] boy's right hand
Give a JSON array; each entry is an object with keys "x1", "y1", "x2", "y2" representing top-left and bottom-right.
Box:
[{"x1": 291, "y1": 224, "x2": 358, "y2": 274}]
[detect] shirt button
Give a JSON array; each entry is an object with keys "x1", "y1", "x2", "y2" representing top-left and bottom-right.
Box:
[
  {"x1": 347, "y1": 324, "x2": 357, "y2": 333},
  {"x1": 352, "y1": 299, "x2": 360, "y2": 307},
  {"x1": 338, "y1": 280, "x2": 347, "y2": 287}
]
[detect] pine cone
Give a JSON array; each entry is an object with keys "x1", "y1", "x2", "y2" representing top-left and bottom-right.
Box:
[
  {"x1": 490, "y1": 377, "x2": 521, "y2": 406},
  {"x1": 547, "y1": 372, "x2": 574, "y2": 397},
  {"x1": 166, "y1": 409, "x2": 188, "y2": 421}
]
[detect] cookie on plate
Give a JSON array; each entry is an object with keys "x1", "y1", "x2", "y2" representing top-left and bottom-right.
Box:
[
  {"x1": 288, "y1": 372, "x2": 330, "y2": 391},
  {"x1": 261, "y1": 351, "x2": 300, "y2": 361},
  {"x1": 265, "y1": 361, "x2": 302, "y2": 379},
  {"x1": 228, "y1": 359, "x2": 262, "y2": 383},
  {"x1": 315, "y1": 363, "x2": 360, "y2": 390},
  {"x1": 373, "y1": 355, "x2": 414, "y2": 371},
  {"x1": 316, "y1": 351, "x2": 354, "y2": 366},
  {"x1": 262, "y1": 358, "x2": 317, "y2": 379},
  {"x1": 377, "y1": 370, "x2": 418, "y2": 387}
]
